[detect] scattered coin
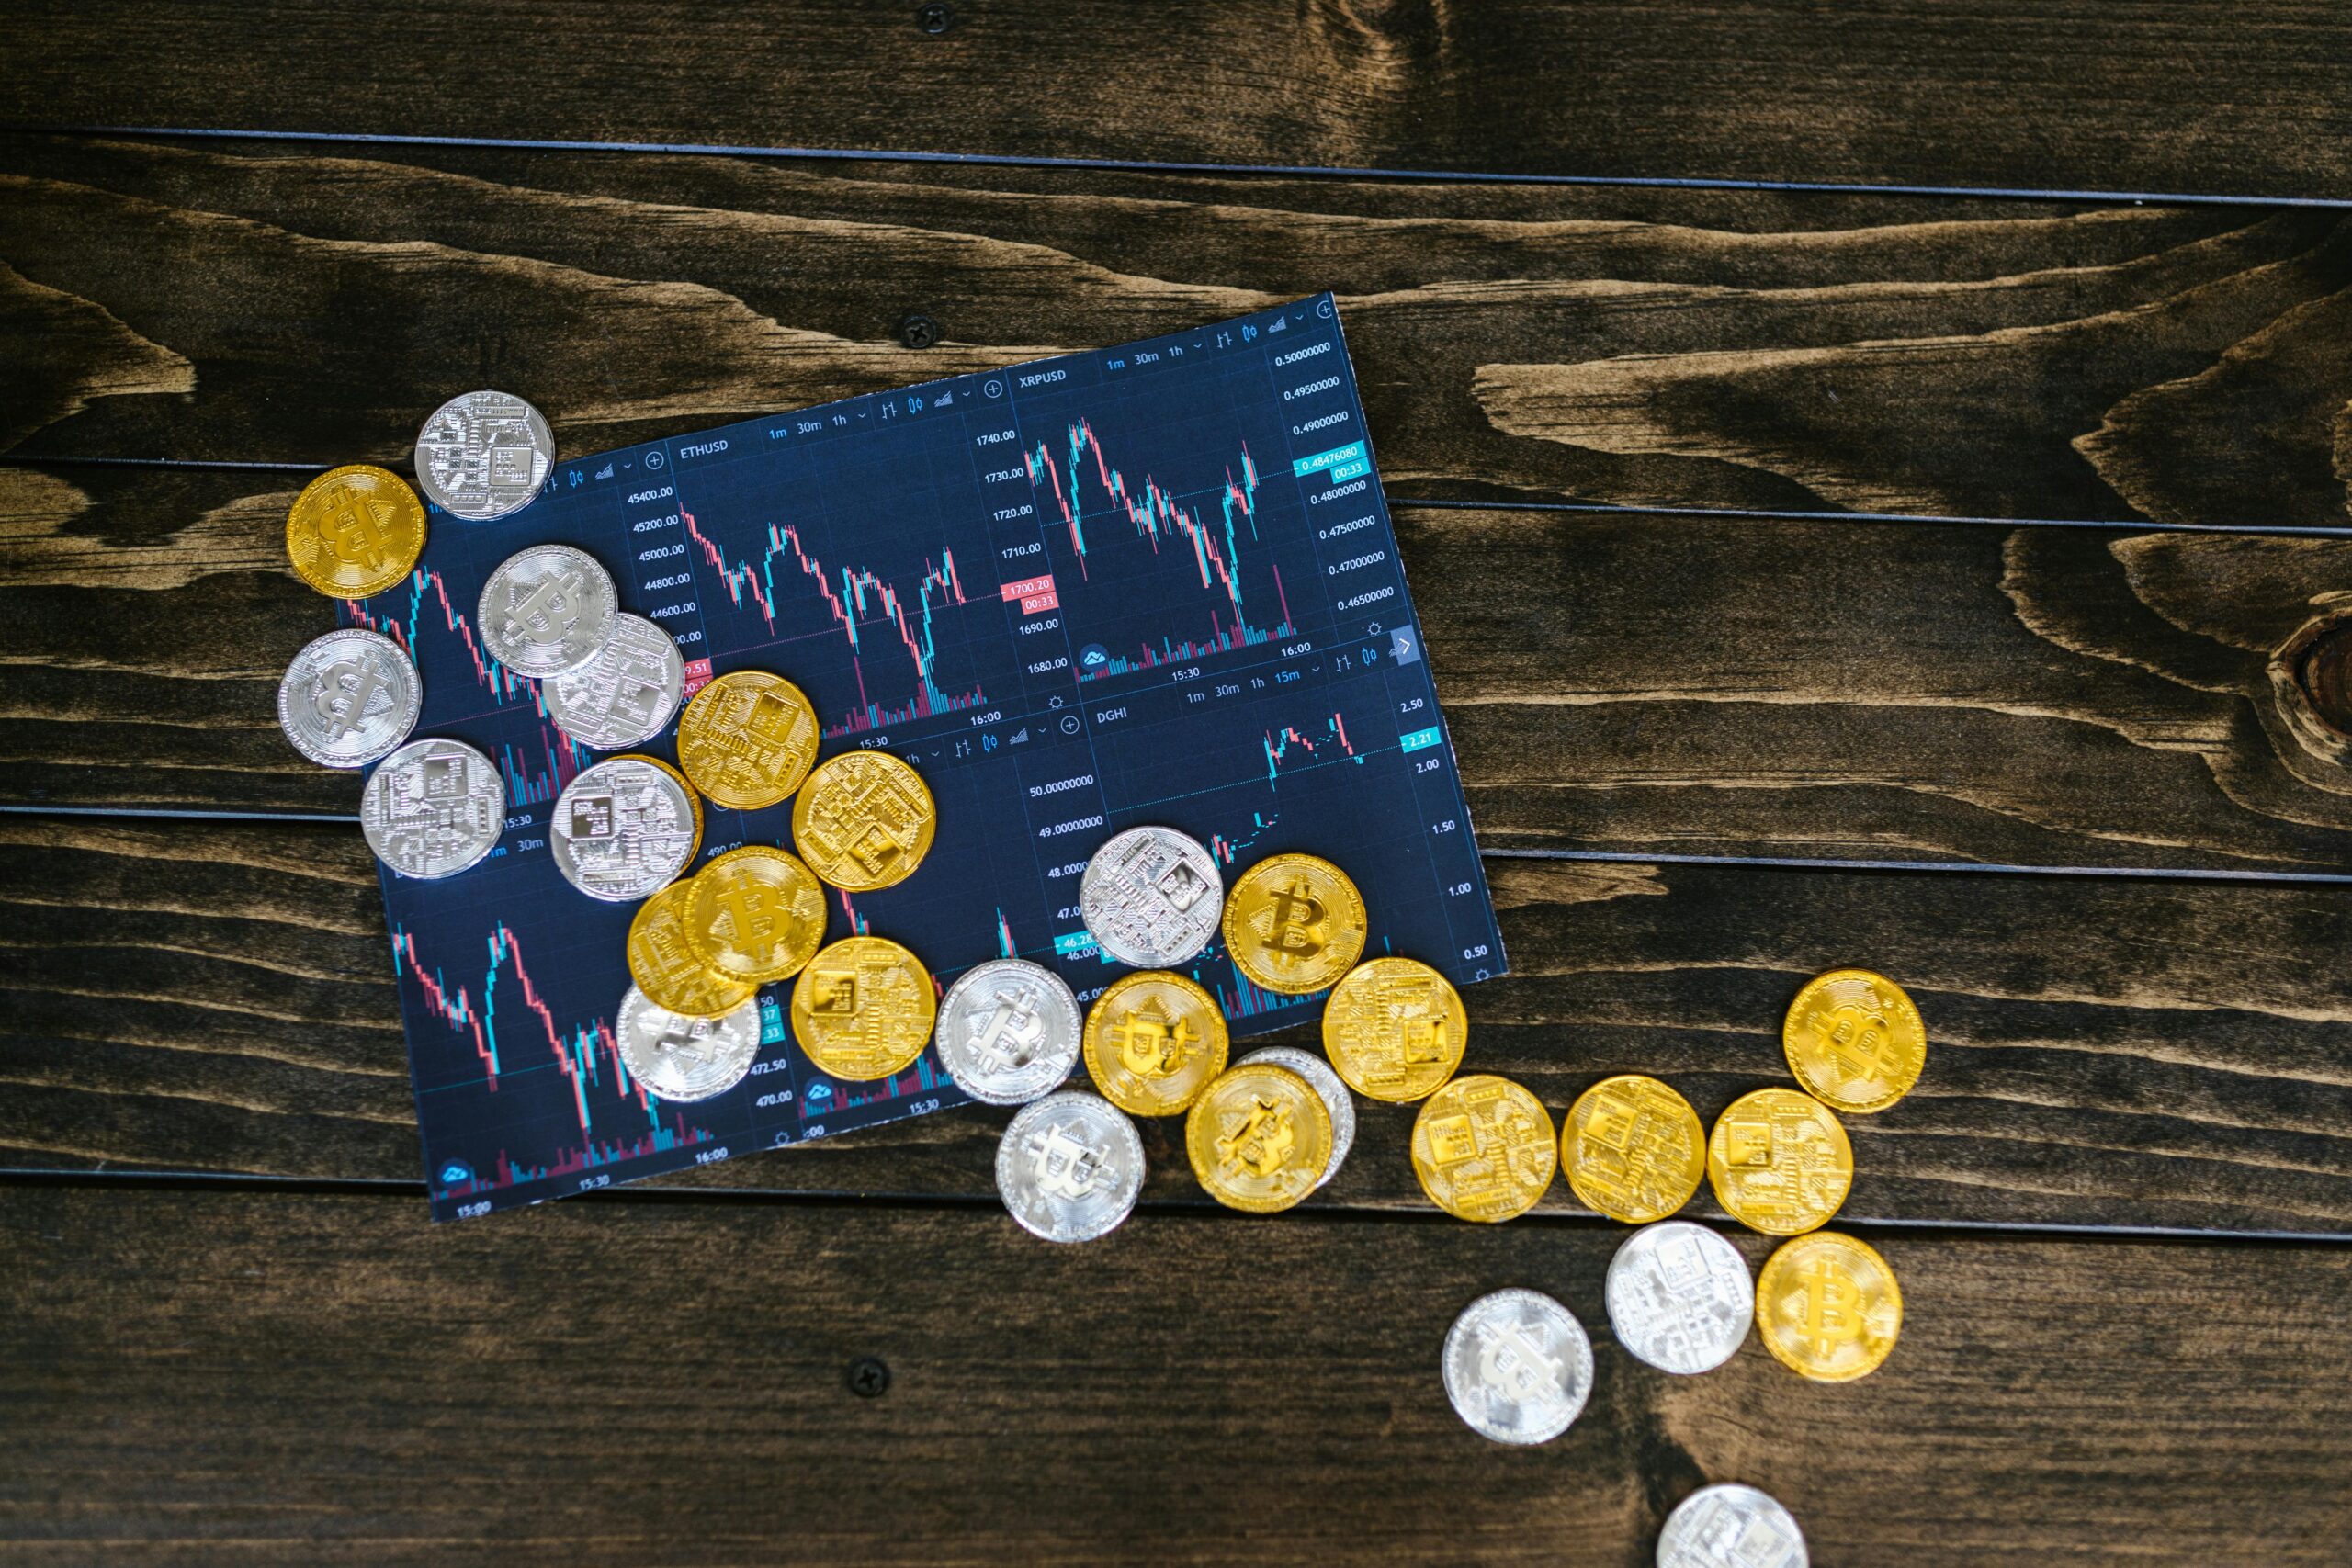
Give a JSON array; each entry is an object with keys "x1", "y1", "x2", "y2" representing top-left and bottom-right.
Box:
[
  {"x1": 544, "y1": 613, "x2": 685, "y2": 751},
  {"x1": 791, "y1": 750, "x2": 936, "y2": 891},
  {"x1": 276, "y1": 627, "x2": 422, "y2": 768},
  {"x1": 1564, "y1": 1074, "x2": 1705, "y2": 1224},
  {"x1": 1079, "y1": 825, "x2": 1223, "y2": 967},
  {"x1": 935, "y1": 959, "x2": 1082, "y2": 1106},
  {"x1": 790, "y1": 936, "x2": 937, "y2": 1081},
  {"x1": 1409, "y1": 1074, "x2": 1556, "y2": 1223},
  {"x1": 1323, "y1": 957, "x2": 1466, "y2": 1103},
  {"x1": 1185, "y1": 1062, "x2": 1333, "y2": 1214},
  {"x1": 414, "y1": 389, "x2": 554, "y2": 520},
  {"x1": 627, "y1": 881, "x2": 756, "y2": 1020},
  {"x1": 1782, "y1": 967, "x2": 1928, "y2": 1114},
  {"x1": 476, "y1": 544, "x2": 618, "y2": 679},
  {"x1": 684, "y1": 845, "x2": 826, "y2": 983},
  {"x1": 615, "y1": 986, "x2": 762, "y2": 1103},
  {"x1": 1656, "y1": 1483, "x2": 1809, "y2": 1568},
  {"x1": 996, "y1": 1090, "x2": 1147, "y2": 1243},
  {"x1": 549, "y1": 754, "x2": 702, "y2": 902},
  {"x1": 1755, "y1": 1231, "x2": 1902, "y2": 1383},
  {"x1": 1236, "y1": 1045, "x2": 1354, "y2": 1189},
  {"x1": 359, "y1": 736, "x2": 504, "y2": 880},
  {"x1": 283, "y1": 464, "x2": 427, "y2": 597},
  {"x1": 674, "y1": 669, "x2": 820, "y2": 809},
  {"x1": 1605, "y1": 1221, "x2": 1755, "y2": 1375},
  {"x1": 1442, "y1": 1288, "x2": 1594, "y2": 1445},
  {"x1": 1219, "y1": 852, "x2": 1367, "y2": 994},
  {"x1": 1706, "y1": 1088, "x2": 1854, "y2": 1236},
  {"x1": 1080, "y1": 969, "x2": 1229, "y2": 1116}
]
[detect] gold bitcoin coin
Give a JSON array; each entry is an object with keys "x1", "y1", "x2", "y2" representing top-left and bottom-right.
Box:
[
  {"x1": 626, "y1": 882, "x2": 755, "y2": 1020},
  {"x1": 1783, "y1": 967, "x2": 1928, "y2": 1114},
  {"x1": 789, "y1": 936, "x2": 936, "y2": 1081},
  {"x1": 675, "y1": 671, "x2": 820, "y2": 809},
  {"x1": 1562, "y1": 1074, "x2": 1705, "y2": 1224},
  {"x1": 1080, "y1": 970, "x2": 1229, "y2": 1117},
  {"x1": 1220, "y1": 852, "x2": 1367, "y2": 995},
  {"x1": 1321, "y1": 957, "x2": 1466, "y2": 1102},
  {"x1": 1409, "y1": 1073, "x2": 1557, "y2": 1223},
  {"x1": 790, "y1": 750, "x2": 936, "y2": 891},
  {"x1": 1707, "y1": 1087, "x2": 1854, "y2": 1235},
  {"x1": 1756, "y1": 1230, "x2": 1903, "y2": 1382},
  {"x1": 284, "y1": 464, "x2": 427, "y2": 598},
  {"x1": 684, "y1": 846, "x2": 826, "y2": 984},
  {"x1": 1186, "y1": 1062, "x2": 1333, "y2": 1214}
]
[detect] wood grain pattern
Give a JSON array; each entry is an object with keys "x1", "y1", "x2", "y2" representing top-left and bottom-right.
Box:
[{"x1": 6, "y1": 2, "x2": 2352, "y2": 200}]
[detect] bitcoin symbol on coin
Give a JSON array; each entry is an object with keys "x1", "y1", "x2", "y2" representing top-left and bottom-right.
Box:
[
  {"x1": 1476, "y1": 1319, "x2": 1566, "y2": 1404},
  {"x1": 1796, "y1": 1258, "x2": 1862, "y2": 1359},
  {"x1": 1111, "y1": 1000, "x2": 1196, "y2": 1077},
  {"x1": 1259, "y1": 880, "x2": 1325, "y2": 955},
  {"x1": 969, "y1": 990, "x2": 1046, "y2": 1073},
  {"x1": 327, "y1": 489, "x2": 393, "y2": 569},
  {"x1": 502, "y1": 569, "x2": 582, "y2": 640},
  {"x1": 1215, "y1": 1095, "x2": 1295, "y2": 1178},
  {"x1": 311, "y1": 657, "x2": 384, "y2": 741},
  {"x1": 1028, "y1": 1122, "x2": 1107, "y2": 1201},
  {"x1": 1221, "y1": 853, "x2": 1366, "y2": 993}
]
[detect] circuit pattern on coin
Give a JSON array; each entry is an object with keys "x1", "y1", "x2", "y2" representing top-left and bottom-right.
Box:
[
  {"x1": 1606, "y1": 1221, "x2": 1755, "y2": 1375},
  {"x1": 476, "y1": 544, "x2": 618, "y2": 678},
  {"x1": 360, "y1": 737, "x2": 504, "y2": 879},
  {"x1": 284, "y1": 465, "x2": 427, "y2": 597},
  {"x1": 1564, "y1": 1074, "x2": 1706, "y2": 1224},
  {"x1": 684, "y1": 846, "x2": 826, "y2": 983},
  {"x1": 1079, "y1": 825, "x2": 1224, "y2": 967},
  {"x1": 1756, "y1": 1231, "x2": 1902, "y2": 1382},
  {"x1": 1080, "y1": 969, "x2": 1230, "y2": 1116},
  {"x1": 1186, "y1": 1063, "x2": 1333, "y2": 1213},
  {"x1": 627, "y1": 882, "x2": 755, "y2": 1020},
  {"x1": 550, "y1": 755, "x2": 701, "y2": 902},
  {"x1": 277, "y1": 628, "x2": 422, "y2": 768},
  {"x1": 791, "y1": 750, "x2": 936, "y2": 890},
  {"x1": 1219, "y1": 852, "x2": 1367, "y2": 994},
  {"x1": 1656, "y1": 1483, "x2": 1810, "y2": 1568},
  {"x1": 790, "y1": 936, "x2": 936, "y2": 1081},
  {"x1": 675, "y1": 670, "x2": 820, "y2": 809},
  {"x1": 1236, "y1": 1046, "x2": 1355, "y2": 1189},
  {"x1": 996, "y1": 1091, "x2": 1147, "y2": 1243},
  {"x1": 545, "y1": 613, "x2": 685, "y2": 751},
  {"x1": 1322, "y1": 957, "x2": 1467, "y2": 1102},
  {"x1": 1782, "y1": 967, "x2": 1928, "y2": 1113},
  {"x1": 1442, "y1": 1288, "x2": 1594, "y2": 1445},
  {"x1": 1707, "y1": 1088, "x2": 1854, "y2": 1236},
  {"x1": 1410, "y1": 1074, "x2": 1556, "y2": 1223},
  {"x1": 414, "y1": 389, "x2": 554, "y2": 520},
  {"x1": 615, "y1": 987, "x2": 762, "y2": 1103},
  {"x1": 935, "y1": 959, "x2": 1082, "y2": 1106}
]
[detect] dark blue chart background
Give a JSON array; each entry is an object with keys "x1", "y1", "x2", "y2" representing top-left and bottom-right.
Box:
[{"x1": 345, "y1": 294, "x2": 1506, "y2": 1221}]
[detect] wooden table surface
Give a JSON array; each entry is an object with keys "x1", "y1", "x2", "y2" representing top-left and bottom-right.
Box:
[{"x1": 6, "y1": 6, "x2": 2352, "y2": 1562}]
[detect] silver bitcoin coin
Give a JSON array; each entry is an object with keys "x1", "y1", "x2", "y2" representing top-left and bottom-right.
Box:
[
  {"x1": 935, "y1": 959, "x2": 1082, "y2": 1106},
  {"x1": 1442, "y1": 1288, "x2": 1594, "y2": 1446},
  {"x1": 549, "y1": 756, "x2": 700, "y2": 902},
  {"x1": 995, "y1": 1090, "x2": 1146, "y2": 1244},
  {"x1": 544, "y1": 613, "x2": 685, "y2": 750},
  {"x1": 615, "y1": 986, "x2": 761, "y2": 1103},
  {"x1": 1236, "y1": 1045, "x2": 1354, "y2": 1189},
  {"x1": 1657, "y1": 1483, "x2": 1808, "y2": 1568},
  {"x1": 1079, "y1": 824, "x2": 1223, "y2": 967},
  {"x1": 413, "y1": 389, "x2": 554, "y2": 520},
  {"x1": 1607, "y1": 1221, "x2": 1755, "y2": 1375},
  {"x1": 476, "y1": 544, "x2": 618, "y2": 678},
  {"x1": 275, "y1": 627, "x2": 421, "y2": 768},
  {"x1": 359, "y1": 737, "x2": 506, "y2": 879}
]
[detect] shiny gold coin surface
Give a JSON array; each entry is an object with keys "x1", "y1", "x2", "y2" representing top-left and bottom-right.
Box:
[
  {"x1": 1562, "y1": 1074, "x2": 1705, "y2": 1224},
  {"x1": 684, "y1": 846, "x2": 826, "y2": 984},
  {"x1": 789, "y1": 936, "x2": 936, "y2": 1081},
  {"x1": 1756, "y1": 1231, "x2": 1903, "y2": 1382},
  {"x1": 1783, "y1": 966, "x2": 1928, "y2": 1114},
  {"x1": 1321, "y1": 957, "x2": 1466, "y2": 1102},
  {"x1": 1707, "y1": 1088, "x2": 1854, "y2": 1236},
  {"x1": 626, "y1": 882, "x2": 755, "y2": 1020},
  {"x1": 1185, "y1": 1063, "x2": 1333, "y2": 1213},
  {"x1": 1409, "y1": 1074, "x2": 1557, "y2": 1223},
  {"x1": 674, "y1": 670, "x2": 820, "y2": 809},
  {"x1": 1219, "y1": 852, "x2": 1368, "y2": 995},
  {"x1": 1081, "y1": 970, "x2": 1229, "y2": 1117},
  {"x1": 285, "y1": 464, "x2": 427, "y2": 598},
  {"x1": 790, "y1": 750, "x2": 936, "y2": 891}
]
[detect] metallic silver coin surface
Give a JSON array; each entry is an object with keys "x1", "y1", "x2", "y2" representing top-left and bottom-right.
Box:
[
  {"x1": 1079, "y1": 825, "x2": 1224, "y2": 967},
  {"x1": 1442, "y1": 1288, "x2": 1594, "y2": 1446},
  {"x1": 475, "y1": 544, "x2": 618, "y2": 678},
  {"x1": 1657, "y1": 1483, "x2": 1809, "y2": 1568},
  {"x1": 935, "y1": 959, "x2": 1082, "y2": 1106},
  {"x1": 359, "y1": 737, "x2": 505, "y2": 879},
  {"x1": 413, "y1": 389, "x2": 555, "y2": 520},
  {"x1": 1607, "y1": 1221, "x2": 1756, "y2": 1376},
  {"x1": 995, "y1": 1090, "x2": 1146, "y2": 1244},
  {"x1": 1237, "y1": 1045, "x2": 1355, "y2": 1189},
  {"x1": 549, "y1": 756, "x2": 700, "y2": 902},
  {"x1": 544, "y1": 612, "x2": 685, "y2": 750},
  {"x1": 275, "y1": 627, "x2": 421, "y2": 768},
  {"x1": 615, "y1": 986, "x2": 762, "y2": 1103}
]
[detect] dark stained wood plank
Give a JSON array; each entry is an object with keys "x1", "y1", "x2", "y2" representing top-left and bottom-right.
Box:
[
  {"x1": 9, "y1": 136, "x2": 2352, "y2": 527},
  {"x1": 6, "y1": 816, "x2": 2349, "y2": 1235},
  {"x1": 6, "y1": 2, "x2": 2352, "y2": 200},
  {"x1": 5, "y1": 1185, "x2": 2349, "y2": 1564}
]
